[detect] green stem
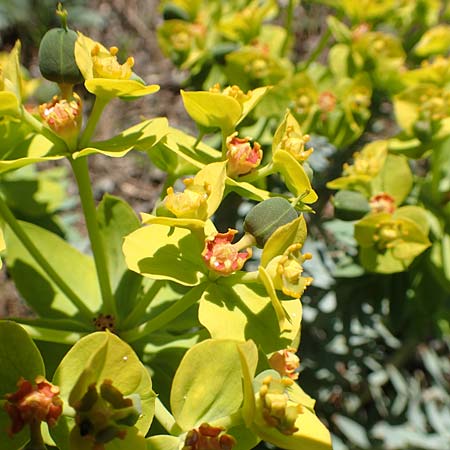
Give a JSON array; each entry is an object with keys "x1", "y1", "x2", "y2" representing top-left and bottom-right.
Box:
[
  {"x1": 217, "y1": 271, "x2": 260, "y2": 286},
  {"x1": 121, "y1": 284, "x2": 205, "y2": 342},
  {"x1": 26, "y1": 419, "x2": 46, "y2": 450},
  {"x1": 154, "y1": 397, "x2": 182, "y2": 435},
  {"x1": 221, "y1": 129, "x2": 230, "y2": 160},
  {"x1": 70, "y1": 156, "x2": 116, "y2": 318},
  {"x1": 120, "y1": 280, "x2": 163, "y2": 330},
  {"x1": 20, "y1": 106, "x2": 68, "y2": 151},
  {"x1": 281, "y1": 0, "x2": 295, "y2": 57},
  {"x1": 79, "y1": 97, "x2": 108, "y2": 149},
  {"x1": 237, "y1": 162, "x2": 274, "y2": 183},
  {"x1": 302, "y1": 28, "x2": 332, "y2": 70},
  {"x1": 0, "y1": 195, "x2": 93, "y2": 320}
]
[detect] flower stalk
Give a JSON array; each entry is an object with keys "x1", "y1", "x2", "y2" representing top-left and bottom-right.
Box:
[{"x1": 70, "y1": 156, "x2": 116, "y2": 319}]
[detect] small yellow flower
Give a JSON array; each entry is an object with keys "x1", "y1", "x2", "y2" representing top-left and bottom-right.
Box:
[
  {"x1": 165, "y1": 178, "x2": 211, "y2": 220},
  {"x1": 257, "y1": 375, "x2": 303, "y2": 435},
  {"x1": 209, "y1": 83, "x2": 252, "y2": 105},
  {"x1": 91, "y1": 45, "x2": 134, "y2": 80},
  {"x1": 278, "y1": 126, "x2": 313, "y2": 162},
  {"x1": 373, "y1": 219, "x2": 405, "y2": 251},
  {"x1": 343, "y1": 143, "x2": 387, "y2": 178},
  {"x1": 276, "y1": 244, "x2": 313, "y2": 298}
]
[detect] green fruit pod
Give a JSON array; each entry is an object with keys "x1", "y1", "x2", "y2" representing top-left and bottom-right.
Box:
[
  {"x1": 244, "y1": 197, "x2": 298, "y2": 248},
  {"x1": 333, "y1": 190, "x2": 370, "y2": 221},
  {"x1": 162, "y1": 3, "x2": 190, "y2": 21},
  {"x1": 38, "y1": 27, "x2": 83, "y2": 85}
]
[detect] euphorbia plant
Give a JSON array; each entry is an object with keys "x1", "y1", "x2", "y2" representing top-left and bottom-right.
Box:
[{"x1": 0, "y1": 4, "x2": 331, "y2": 450}]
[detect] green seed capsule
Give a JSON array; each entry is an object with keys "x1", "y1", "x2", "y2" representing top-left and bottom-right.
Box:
[
  {"x1": 333, "y1": 190, "x2": 370, "y2": 221},
  {"x1": 38, "y1": 27, "x2": 83, "y2": 85},
  {"x1": 162, "y1": 3, "x2": 190, "y2": 21},
  {"x1": 244, "y1": 197, "x2": 298, "y2": 248}
]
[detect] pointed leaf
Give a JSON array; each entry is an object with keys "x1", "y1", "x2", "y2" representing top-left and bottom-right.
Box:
[
  {"x1": 75, "y1": 118, "x2": 169, "y2": 158},
  {"x1": 261, "y1": 215, "x2": 307, "y2": 267},
  {"x1": 272, "y1": 151, "x2": 317, "y2": 203}
]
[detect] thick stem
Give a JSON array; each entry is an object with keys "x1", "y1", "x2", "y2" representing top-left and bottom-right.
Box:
[
  {"x1": 121, "y1": 284, "x2": 205, "y2": 342},
  {"x1": 70, "y1": 156, "x2": 117, "y2": 318},
  {"x1": 154, "y1": 397, "x2": 182, "y2": 435},
  {"x1": 78, "y1": 97, "x2": 108, "y2": 149},
  {"x1": 0, "y1": 195, "x2": 93, "y2": 320}
]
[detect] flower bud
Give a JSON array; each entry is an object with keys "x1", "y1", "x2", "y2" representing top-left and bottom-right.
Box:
[
  {"x1": 226, "y1": 132, "x2": 262, "y2": 177},
  {"x1": 38, "y1": 5, "x2": 83, "y2": 85},
  {"x1": 333, "y1": 190, "x2": 370, "y2": 221},
  {"x1": 39, "y1": 93, "x2": 82, "y2": 148},
  {"x1": 269, "y1": 348, "x2": 300, "y2": 380}
]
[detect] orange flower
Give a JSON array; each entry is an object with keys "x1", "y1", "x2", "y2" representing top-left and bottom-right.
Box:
[
  {"x1": 269, "y1": 348, "x2": 300, "y2": 380},
  {"x1": 4, "y1": 376, "x2": 63, "y2": 437},
  {"x1": 226, "y1": 133, "x2": 262, "y2": 177},
  {"x1": 183, "y1": 423, "x2": 236, "y2": 450},
  {"x1": 202, "y1": 229, "x2": 252, "y2": 275},
  {"x1": 369, "y1": 193, "x2": 396, "y2": 214}
]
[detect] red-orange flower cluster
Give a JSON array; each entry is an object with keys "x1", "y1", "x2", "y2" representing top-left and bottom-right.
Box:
[
  {"x1": 202, "y1": 229, "x2": 252, "y2": 275},
  {"x1": 4, "y1": 376, "x2": 63, "y2": 437},
  {"x1": 183, "y1": 423, "x2": 236, "y2": 450}
]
